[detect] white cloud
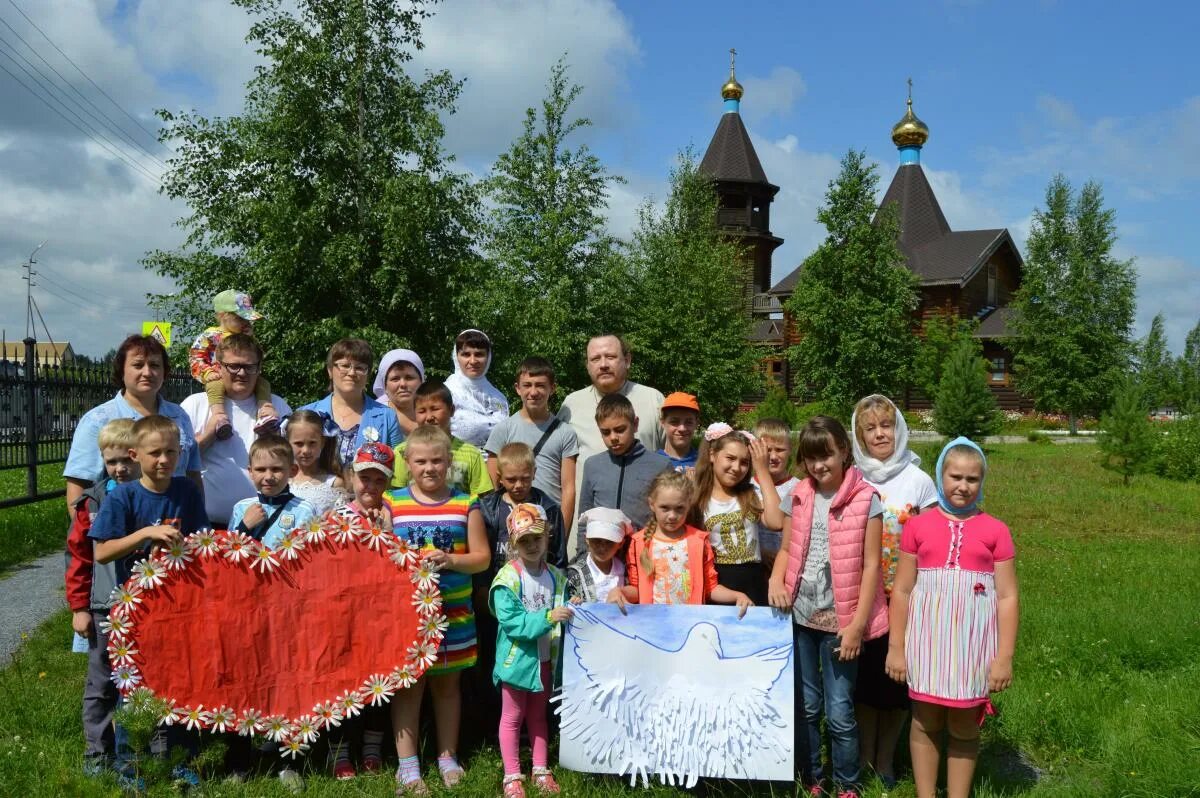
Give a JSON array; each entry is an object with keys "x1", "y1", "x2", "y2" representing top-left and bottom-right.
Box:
[
  {"x1": 740, "y1": 66, "x2": 806, "y2": 124},
  {"x1": 411, "y1": 0, "x2": 639, "y2": 165},
  {"x1": 1122, "y1": 252, "x2": 1200, "y2": 353}
]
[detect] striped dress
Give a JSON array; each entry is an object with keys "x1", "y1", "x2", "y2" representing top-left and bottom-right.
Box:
[
  {"x1": 900, "y1": 510, "x2": 1014, "y2": 707},
  {"x1": 384, "y1": 487, "x2": 480, "y2": 673}
]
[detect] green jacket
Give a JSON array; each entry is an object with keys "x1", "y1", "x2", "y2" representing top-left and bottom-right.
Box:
[{"x1": 488, "y1": 560, "x2": 566, "y2": 692}]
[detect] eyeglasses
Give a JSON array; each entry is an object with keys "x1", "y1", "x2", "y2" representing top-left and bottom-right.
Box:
[
  {"x1": 219, "y1": 362, "x2": 261, "y2": 375},
  {"x1": 333, "y1": 362, "x2": 369, "y2": 376}
]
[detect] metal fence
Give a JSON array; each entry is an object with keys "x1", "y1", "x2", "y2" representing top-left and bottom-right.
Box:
[{"x1": 0, "y1": 337, "x2": 192, "y2": 508}]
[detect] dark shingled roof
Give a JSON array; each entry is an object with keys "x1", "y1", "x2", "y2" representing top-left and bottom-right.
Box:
[
  {"x1": 769, "y1": 265, "x2": 801, "y2": 296},
  {"x1": 699, "y1": 112, "x2": 770, "y2": 185},
  {"x1": 910, "y1": 229, "x2": 1005, "y2": 284},
  {"x1": 749, "y1": 318, "x2": 785, "y2": 344},
  {"x1": 878, "y1": 163, "x2": 950, "y2": 252},
  {"x1": 974, "y1": 306, "x2": 1016, "y2": 339}
]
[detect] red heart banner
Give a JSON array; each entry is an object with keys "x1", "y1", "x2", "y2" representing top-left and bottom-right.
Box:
[{"x1": 105, "y1": 514, "x2": 444, "y2": 758}]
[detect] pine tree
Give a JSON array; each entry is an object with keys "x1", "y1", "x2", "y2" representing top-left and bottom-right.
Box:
[
  {"x1": 619, "y1": 151, "x2": 762, "y2": 419},
  {"x1": 933, "y1": 337, "x2": 1001, "y2": 440},
  {"x1": 785, "y1": 150, "x2": 920, "y2": 410},
  {"x1": 1135, "y1": 313, "x2": 1174, "y2": 411},
  {"x1": 1010, "y1": 175, "x2": 1137, "y2": 432},
  {"x1": 912, "y1": 312, "x2": 978, "y2": 399},
  {"x1": 473, "y1": 57, "x2": 626, "y2": 391},
  {"x1": 1177, "y1": 319, "x2": 1200, "y2": 412},
  {"x1": 1098, "y1": 377, "x2": 1158, "y2": 485}
]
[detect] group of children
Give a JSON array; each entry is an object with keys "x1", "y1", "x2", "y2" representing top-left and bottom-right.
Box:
[{"x1": 65, "y1": 301, "x2": 1018, "y2": 798}]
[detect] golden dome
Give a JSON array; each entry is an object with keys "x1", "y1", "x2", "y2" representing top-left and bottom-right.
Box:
[
  {"x1": 891, "y1": 96, "x2": 929, "y2": 148},
  {"x1": 721, "y1": 47, "x2": 743, "y2": 101}
]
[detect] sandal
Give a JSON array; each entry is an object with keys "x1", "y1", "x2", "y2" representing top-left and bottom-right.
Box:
[
  {"x1": 503, "y1": 776, "x2": 527, "y2": 798},
  {"x1": 531, "y1": 769, "x2": 560, "y2": 794},
  {"x1": 438, "y1": 755, "x2": 465, "y2": 788}
]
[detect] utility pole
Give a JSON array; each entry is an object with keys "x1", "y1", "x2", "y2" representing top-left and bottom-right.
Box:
[{"x1": 22, "y1": 242, "x2": 46, "y2": 339}]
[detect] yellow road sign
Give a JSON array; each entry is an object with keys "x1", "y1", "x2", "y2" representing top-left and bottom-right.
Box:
[{"x1": 142, "y1": 321, "x2": 172, "y2": 347}]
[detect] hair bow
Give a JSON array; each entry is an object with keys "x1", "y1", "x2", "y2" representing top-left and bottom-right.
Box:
[{"x1": 703, "y1": 422, "x2": 756, "y2": 443}]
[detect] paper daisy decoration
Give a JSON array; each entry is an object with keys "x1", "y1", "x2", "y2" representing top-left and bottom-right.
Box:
[
  {"x1": 262, "y1": 715, "x2": 295, "y2": 743},
  {"x1": 391, "y1": 664, "x2": 418, "y2": 689},
  {"x1": 411, "y1": 560, "x2": 440, "y2": 591},
  {"x1": 276, "y1": 532, "x2": 304, "y2": 561},
  {"x1": 108, "y1": 584, "x2": 143, "y2": 613},
  {"x1": 331, "y1": 516, "x2": 358, "y2": 545},
  {"x1": 312, "y1": 701, "x2": 343, "y2": 729},
  {"x1": 189, "y1": 529, "x2": 220, "y2": 557},
  {"x1": 250, "y1": 544, "x2": 280, "y2": 574},
  {"x1": 388, "y1": 537, "x2": 418, "y2": 567},
  {"x1": 362, "y1": 673, "x2": 395, "y2": 706},
  {"x1": 358, "y1": 523, "x2": 389, "y2": 552},
  {"x1": 412, "y1": 587, "x2": 442, "y2": 615},
  {"x1": 132, "y1": 558, "x2": 167, "y2": 590},
  {"x1": 181, "y1": 705, "x2": 208, "y2": 732},
  {"x1": 293, "y1": 715, "x2": 321, "y2": 744},
  {"x1": 281, "y1": 736, "x2": 310, "y2": 759},
  {"x1": 159, "y1": 540, "x2": 193, "y2": 571},
  {"x1": 158, "y1": 699, "x2": 179, "y2": 726},
  {"x1": 302, "y1": 518, "x2": 328, "y2": 545},
  {"x1": 100, "y1": 613, "x2": 132, "y2": 641},
  {"x1": 334, "y1": 690, "x2": 364, "y2": 719},
  {"x1": 420, "y1": 613, "x2": 448, "y2": 639},
  {"x1": 222, "y1": 532, "x2": 255, "y2": 563},
  {"x1": 107, "y1": 639, "x2": 139, "y2": 668},
  {"x1": 110, "y1": 664, "x2": 141, "y2": 691},
  {"x1": 208, "y1": 706, "x2": 236, "y2": 733},
  {"x1": 236, "y1": 709, "x2": 264, "y2": 736},
  {"x1": 408, "y1": 640, "x2": 439, "y2": 670}
]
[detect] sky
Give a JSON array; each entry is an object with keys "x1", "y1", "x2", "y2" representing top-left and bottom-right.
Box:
[{"x1": 0, "y1": 0, "x2": 1197, "y2": 358}]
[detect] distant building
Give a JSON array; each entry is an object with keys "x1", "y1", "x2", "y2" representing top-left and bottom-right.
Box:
[
  {"x1": 696, "y1": 64, "x2": 1028, "y2": 408},
  {"x1": 0, "y1": 339, "x2": 75, "y2": 367}
]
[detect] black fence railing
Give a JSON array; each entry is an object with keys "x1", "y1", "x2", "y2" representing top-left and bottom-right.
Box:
[{"x1": 1, "y1": 338, "x2": 192, "y2": 508}]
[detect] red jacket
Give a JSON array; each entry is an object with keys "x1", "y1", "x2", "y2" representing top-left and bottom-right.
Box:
[
  {"x1": 625, "y1": 524, "x2": 719, "y2": 605},
  {"x1": 64, "y1": 483, "x2": 107, "y2": 612}
]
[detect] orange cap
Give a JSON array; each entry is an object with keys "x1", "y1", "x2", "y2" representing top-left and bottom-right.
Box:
[{"x1": 661, "y1": 392, "x2": 700, "y2": 413}]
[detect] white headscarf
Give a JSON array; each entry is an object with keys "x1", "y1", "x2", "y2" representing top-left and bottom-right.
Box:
[
  {"x1": 850, "y1": 394, "x2": 920, "y2": 483},
  {"x1": 444, "y1": 329, "x2": 510, "y2": 447}
]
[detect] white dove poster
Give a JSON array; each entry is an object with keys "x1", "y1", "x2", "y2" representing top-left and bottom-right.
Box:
[{"x1": 558, "y1": 604, "x2": 794, "y2": 787}]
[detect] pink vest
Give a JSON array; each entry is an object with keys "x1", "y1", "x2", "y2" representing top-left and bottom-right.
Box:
[{"x1": 783, "y1": 466, "x2": 889, "y2": 640}]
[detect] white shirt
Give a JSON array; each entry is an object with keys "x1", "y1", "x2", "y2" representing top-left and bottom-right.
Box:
[
  {"x1": 704, "y1": 487, "x2": 763, "y2": 564},
  {"x1": 518, "y1": 564, "x2": 557, "y2": 661},
  {"x1": 181, "y1": 391, "x2": 292, "y2": 524},
  {"x1": 585, "y1": 554, "x2": 626, "y2": 603}
]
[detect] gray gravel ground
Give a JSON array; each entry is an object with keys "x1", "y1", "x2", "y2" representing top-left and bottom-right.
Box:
[{"x1": 0, "y1": 552, "x2": 65, "y2": 662}]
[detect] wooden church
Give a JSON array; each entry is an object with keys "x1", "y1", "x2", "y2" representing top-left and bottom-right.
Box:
[{"x1": 698, "y1": 59, "x2": 1027, "y2": 409}]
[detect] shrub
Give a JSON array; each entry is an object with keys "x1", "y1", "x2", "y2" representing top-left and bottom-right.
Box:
[
  {"x1": 933, "y1": 338, "x2": 1001, "y2": 440},
  {"x1": 1155, "y1": 416, "x2": 1200, "y2": 481}
]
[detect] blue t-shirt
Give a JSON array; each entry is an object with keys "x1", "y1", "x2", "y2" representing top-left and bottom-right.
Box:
[
  {"x1": 658, "y1": 448, "x2": 698, "y2": 472},
  {"x1": 64, "y1": 392, "x2": 201, "y2": 483},
  {"x1": 229, "y1": 494, "x2": 317, "y2": 549},
  {"x1": 88, "y1": 478, "x2": 207, "y2": 586}
]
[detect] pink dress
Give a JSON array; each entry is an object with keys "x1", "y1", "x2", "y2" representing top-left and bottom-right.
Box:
[{"x1": 900, "y1": 510, "x2": 1014, "y2": 707}]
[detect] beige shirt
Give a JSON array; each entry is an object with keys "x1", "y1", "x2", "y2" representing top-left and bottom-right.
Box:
[{"x1": 558, "y1": 380, "x2": 665, "y2": 551}]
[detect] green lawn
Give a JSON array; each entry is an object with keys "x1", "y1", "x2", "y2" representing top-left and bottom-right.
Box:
[
  {"x1": 0, "y1": 444, "x2": 1197, "y2": 797},
  {"x1": 0, "y1": 477, "x2": 67, "y2": 577}
]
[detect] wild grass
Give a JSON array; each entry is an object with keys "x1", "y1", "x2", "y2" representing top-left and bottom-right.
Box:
[{"x1": 0, "y1": 444, "x2": 1196, "y2": 797}]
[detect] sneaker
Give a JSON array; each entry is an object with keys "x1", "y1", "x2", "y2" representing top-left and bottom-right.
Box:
[
  {"x1": 253, "y1": 416, "x2": 281, "y2": 436},
  {"x1": 215, "y1": 419, "x2": 234, "y2": 440},
  {"x1": 807, "y1": 786, "x2": 826, "y2": 797},
  {"x1": 278, "y1": 767, "x2": 304, "y2": 794},
  {"x1": 531, "y1": 769, "x2": 560, "y2": 794},
  {"x1": 362, "y1": 754, "x2": 384, "y2": 773},
  {"x1": 503, "y1": 777, "x2": 527, "y2": 798},
  {"x1": 334, "y1": 760, "x2": 356, "y2": 780},
  {"x1": 170, "y1": 765, "x2": 201, "y2": 790}
]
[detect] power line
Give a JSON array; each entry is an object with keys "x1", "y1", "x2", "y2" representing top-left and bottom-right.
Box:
[
  {"x1": 0, "y1": 12, "x2": 169, "y2": 170},
  {"x1": 0, "y1": 39, "x2": 162, "y2": 183},
  {"x1": 4, "y1": 0, "x2": 168, "y2": 154},
  {"x1": 0, "y1": 54, "x2": 161, "y2": 185}
]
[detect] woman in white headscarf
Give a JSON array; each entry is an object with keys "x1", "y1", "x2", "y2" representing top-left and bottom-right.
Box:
[
  {"x1": 373, "y1": 348, "x2": 425, "y2": 437},
  {"x1": 849, "y1": 394, "x2": 938, "y2": 789},
  {"x1": 444, "y1": 329, "x2": 510, "y2": 449}
]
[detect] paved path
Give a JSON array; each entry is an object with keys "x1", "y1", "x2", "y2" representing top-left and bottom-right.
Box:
[{"x1": 0, "y1": 552, "x2": 65, "y2": 663}]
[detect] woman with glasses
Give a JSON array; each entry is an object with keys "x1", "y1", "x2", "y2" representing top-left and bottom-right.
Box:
[{"x1": 298, "y1": 339, "x2": 402, "y2": 473}]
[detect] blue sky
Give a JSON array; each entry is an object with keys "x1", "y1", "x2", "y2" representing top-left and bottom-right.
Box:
[{"x1": 0, "y1": 0, "x2": 1196, "y2": 357}]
